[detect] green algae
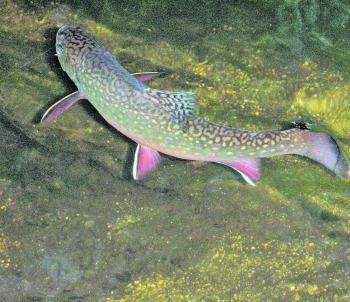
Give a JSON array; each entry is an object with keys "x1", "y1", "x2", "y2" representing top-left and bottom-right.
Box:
[
  {"x1": 114, "y1": 236, "x2": 340, "y2": 301},
  {"x1": 294, "y1": 81, "x2": 350, "y2": 136},
  {"x1": 0, "y1": 0, "x2": 349, "y2": 301}
]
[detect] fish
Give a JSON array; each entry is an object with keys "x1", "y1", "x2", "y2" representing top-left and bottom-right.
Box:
[{"x1": 42, "y1": 26, "x2": 349, "y2": 185}]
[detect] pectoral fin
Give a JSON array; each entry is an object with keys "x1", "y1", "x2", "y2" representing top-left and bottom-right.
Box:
[
  {"x1": 220, "y1": 158, "x2": 261, "y2": 185},
  {"x1": 41, "y1": 91, "x2": 86, "y2": 124},
  {"x1": 133, "y1": 144, "x2": 161, "y2": 180}
]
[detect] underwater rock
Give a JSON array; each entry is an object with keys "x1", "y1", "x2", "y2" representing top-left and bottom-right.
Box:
[{"x1": 40, "y1": 254, "x2": 82, "y2": 293}]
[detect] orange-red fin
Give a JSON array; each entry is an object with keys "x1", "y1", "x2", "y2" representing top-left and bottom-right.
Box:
[
  {"x1": 220, "y1": 158, "x2": 261, "y2": 185},
  {"x1": 132, "y1": 144, "x2": 161, "y2": 180},
  {"x1": 41, "y1": 91, "x2": 86, "y2": 124}
]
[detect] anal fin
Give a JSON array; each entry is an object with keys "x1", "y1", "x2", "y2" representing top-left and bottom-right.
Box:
[
  {"x1": 220, "y1": 158, "x2": 261, "y2": 185},
  {"x1": 133, "y1": 144, "x2": 161, "y2": 180}
]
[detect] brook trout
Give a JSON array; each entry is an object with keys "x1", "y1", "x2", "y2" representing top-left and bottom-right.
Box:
[{"x1": 42, "y1": 26, "x2": 349, "y2": 185}]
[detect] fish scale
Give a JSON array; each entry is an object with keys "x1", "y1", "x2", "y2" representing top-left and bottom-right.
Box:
[
  {"x1": 68, "y1": 33, "x2": 302, "y2": 160},
  {"x1": 46, "y1": 26, "x2": 349, "y2": 183}
]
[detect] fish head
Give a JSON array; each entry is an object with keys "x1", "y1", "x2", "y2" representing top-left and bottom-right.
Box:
[{"x1": 56, "y1": 26, "x2": 97, "y2": 79}]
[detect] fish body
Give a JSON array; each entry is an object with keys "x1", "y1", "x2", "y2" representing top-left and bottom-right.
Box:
[{"x1": 45, "y1": 26, "x2": 349, "y2": 184}]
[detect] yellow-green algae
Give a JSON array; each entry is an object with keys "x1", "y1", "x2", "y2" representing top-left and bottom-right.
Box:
[
  {"x1": 0, "y1": 192, "x2": 20, "y2": 272},
  {"x1": 0, "y1": 233, "x2": 18, "y2": 271},
  {"x1": 112, "y1": 235, "x2": 338, "y2": 302},
  {"x1": 0, "y1": 0, "x2": 350, "y2": 300},
  {"x1": 294, "y1": 81, "x2": 350, "y2": 136}
]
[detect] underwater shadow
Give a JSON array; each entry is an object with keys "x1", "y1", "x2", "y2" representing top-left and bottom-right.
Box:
[{"x1": 33, "y1": 27, "x2": 77, "y2": 123}]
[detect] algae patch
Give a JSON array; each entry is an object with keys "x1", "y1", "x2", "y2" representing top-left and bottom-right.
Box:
[
  {"x1": 294, "y1": 82, "x2": 350, "y2": 136},
  {"x1": 111, "y1": 235, "x2": 340, "y2": 301}
]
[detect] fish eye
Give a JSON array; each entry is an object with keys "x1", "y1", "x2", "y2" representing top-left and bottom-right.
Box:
[{"x1": 57, "y1": 44, "x2": 64, "y2": 53}]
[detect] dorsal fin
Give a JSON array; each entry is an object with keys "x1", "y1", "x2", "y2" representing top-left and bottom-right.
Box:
[{"x1": 142, "y1": 88, "x2": 196, "y2": 128}]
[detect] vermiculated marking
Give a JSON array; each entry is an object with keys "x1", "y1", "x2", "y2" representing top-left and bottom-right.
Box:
[{"x1": 56, "y1": 26, "x2": 311, "y2": 161}]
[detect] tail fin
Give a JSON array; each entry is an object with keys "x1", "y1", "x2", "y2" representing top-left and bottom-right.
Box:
[{"x1": 299, "y1": 130, "x2": 349, "y2": 179}]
